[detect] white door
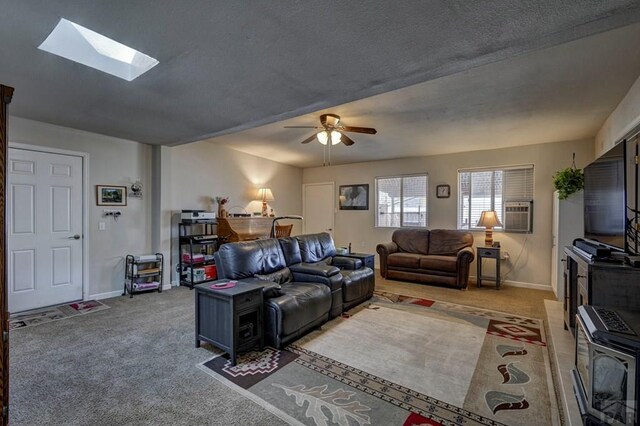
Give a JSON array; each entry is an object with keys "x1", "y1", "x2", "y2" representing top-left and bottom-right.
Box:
[
  {"x1": 8, "y1": 148, "x2": 84, "y2": 313},
  {"x1": 303, "y1": 182, "x2": 335, "y2": 237}
]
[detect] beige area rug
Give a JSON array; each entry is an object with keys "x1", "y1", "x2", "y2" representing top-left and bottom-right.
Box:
[
  {"x1": 9, "y1": 300, "x2": 109, "y2": 330},
  {"x1": 200, "y1": 291, "x2": 557, "y2": 426}
]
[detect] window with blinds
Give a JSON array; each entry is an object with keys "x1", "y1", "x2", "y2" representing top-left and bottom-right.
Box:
[
  {"x1": 376, "y1": 174, "x2": 428, "y2": 228},
  {"x1": 457, "y1": 165, "x2": 534, "y2": 230}
]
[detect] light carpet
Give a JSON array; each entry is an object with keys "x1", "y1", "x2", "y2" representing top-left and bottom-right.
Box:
[{"x1": 201, "y1": 291, "x2": 557, "y2": 426}]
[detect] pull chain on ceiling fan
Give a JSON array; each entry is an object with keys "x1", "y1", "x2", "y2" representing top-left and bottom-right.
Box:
[{"x1": 284, "y1": 113, "x2": 377, "y2": 165}]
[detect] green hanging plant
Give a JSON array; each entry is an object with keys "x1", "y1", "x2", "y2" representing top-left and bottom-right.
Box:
[{"x1": 553, "y1": 153, "x2": 584, "y2": 200}]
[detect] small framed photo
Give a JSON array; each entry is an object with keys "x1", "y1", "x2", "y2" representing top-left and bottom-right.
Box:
[
  {"x1": 339, "y1": 184, "x2": 369, "y2": 210},
  {"x1": 436, "y1": 184, "x2": 450, "y2": 199},
  {"x1": 96, "y1": 185, "x2": 127, "y2": 206}
]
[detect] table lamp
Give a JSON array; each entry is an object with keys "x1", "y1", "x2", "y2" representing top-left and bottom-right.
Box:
[
  {"x1": 477, "y1": 210, "x2": 502, "y2": 246},
  {"x1": 257, "y1": 187, "x2": 274, "y2": 217}
]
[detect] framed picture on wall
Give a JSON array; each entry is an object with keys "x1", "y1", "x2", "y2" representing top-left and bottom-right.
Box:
[
  {"x1": 96, "y1": 185, "x2": 127, "y2": 206},
  {"x1": 339, "y1": 184, "x2": 369, "y2": 210}
]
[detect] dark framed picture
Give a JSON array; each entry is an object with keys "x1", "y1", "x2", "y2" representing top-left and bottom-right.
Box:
[
  {"x1": 339, "y1": 184, "x2": 369, "y2": 210},
  {"x1": 436, "y1": 184, "x2": 450, "y2": 199},
  {"x1": 96, "y1": 185, "x2": 127, "y2": 206}
]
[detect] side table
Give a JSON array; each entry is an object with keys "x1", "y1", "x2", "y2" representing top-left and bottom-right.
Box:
[
  {"x1": 195, "y1": 280, "x2": 264, "y2": 365},
  {"x1": 341, "y1": 252, "x2": 375, "y2": 269},
  {"x1": 477, "y1": 246, "x2": 501, "y2": 289}
]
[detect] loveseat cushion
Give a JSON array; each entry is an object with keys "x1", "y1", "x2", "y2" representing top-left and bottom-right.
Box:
[
  {"x1": 419, "y1": 255, "x2": 458, "y2": 272},
  {"x1": 392, "y1": 229, "x2": 430, "y2": 254},
  {"x1": 428, "y1": 229, "x2": 473, "y2": 256},
  {"x1": 296, "y1": 233, "x2": 337, "y2": 262},
  {"x1": 387, "y1": 252, "x2": 424, "y2": 268}
]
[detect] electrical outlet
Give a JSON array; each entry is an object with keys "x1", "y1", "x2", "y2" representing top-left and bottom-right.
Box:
[{"x1": 98, "y1": 222, "x2": 106, "y2": 231}]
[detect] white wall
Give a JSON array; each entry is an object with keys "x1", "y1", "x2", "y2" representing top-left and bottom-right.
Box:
[
  {"x1": 596, "y1": 73, "x2": 640, "y2": 157},
  {"x1": 8, "y1": 116, "x2": 153, "y2": 298},
  {"x1": 303, "y1": 138, "x2": 594, "y2": 288},
  {"x1": 166, "y1": 140, "x2": 303, "y2": 283}
]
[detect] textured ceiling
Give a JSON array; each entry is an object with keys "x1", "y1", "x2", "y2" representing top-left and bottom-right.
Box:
[
  {"x1": 204, "y1": 23, "x2": 640, "y2": 167},
  {"x1": 2, "y1": 1, "x2": 640, "y2": 149}
]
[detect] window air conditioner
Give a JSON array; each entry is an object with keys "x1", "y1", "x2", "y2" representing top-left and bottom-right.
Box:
[{"x1": 504, "y1": 201, "x2": 533, "y2": 232}]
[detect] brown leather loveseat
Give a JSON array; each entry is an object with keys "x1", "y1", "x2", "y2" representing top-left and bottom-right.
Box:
[{"x1": 376, "y1": 229, "x2": 475, "y2": 289}]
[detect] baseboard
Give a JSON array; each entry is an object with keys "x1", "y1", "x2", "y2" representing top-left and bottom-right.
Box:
[
  {"x1": 501, "y1": 280, "x2": 552, "y2": 291},
  {"x1": 163, "y1": 283, "x2": 172, "y2": 291},
  {"x1": 89, "y1": 290, "x2": 123, "y2": 301}
]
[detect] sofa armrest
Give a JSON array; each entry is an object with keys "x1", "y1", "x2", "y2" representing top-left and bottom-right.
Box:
[
  {"x1": 376, "y1": 242, "x2": 398, "y2": 278},
  {"x1": 289, "y1": 263, "x2": 340, "y2": 278},
  {"x1": 237, "y1": 277, "x2": 283, "y2": 298},
  {"x1": 456, "y1": 246, "x2": 475, "y2": 263},
  {"x1": 332, "y1": 256, "x2": 362, "y2": 270},
  {"x1": 456, "y1": 247, "x2": 475, "y2": 288}
]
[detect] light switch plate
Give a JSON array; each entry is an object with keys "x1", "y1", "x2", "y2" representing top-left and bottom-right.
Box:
[{"x1": 99, "y1": 222, "x2": 106, "y2": 231}]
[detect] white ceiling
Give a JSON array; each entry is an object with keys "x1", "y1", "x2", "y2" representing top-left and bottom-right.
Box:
[{"x1": 2, "y1": 1, "x2": 640, "y2": 156}]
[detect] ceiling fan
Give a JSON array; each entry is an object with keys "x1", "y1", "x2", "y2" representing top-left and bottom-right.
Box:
[{"x1": 284, "y1": 113, "x2": 377, "y2": 146}]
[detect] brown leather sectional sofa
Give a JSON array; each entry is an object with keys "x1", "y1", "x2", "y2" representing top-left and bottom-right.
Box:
[{"x1": 376, "y1": 229, "x2": 475, "y2": 289}]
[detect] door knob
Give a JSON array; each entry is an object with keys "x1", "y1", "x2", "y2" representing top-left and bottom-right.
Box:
[
  {"x1": 326, "y1": 228, "x2": 333, "y2": 231},
  {"x1": 68, "y1": 234, "x2": 81, "y2": 240}
]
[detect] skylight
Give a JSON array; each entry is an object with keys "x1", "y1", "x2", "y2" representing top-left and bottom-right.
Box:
[{"x1": 38, "y1": 18, "x2": 159, "y2": 81}]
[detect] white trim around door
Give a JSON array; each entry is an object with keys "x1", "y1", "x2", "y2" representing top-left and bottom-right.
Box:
[{"x1": 8, "y1": 142, "x2": 90, "y2": 303}]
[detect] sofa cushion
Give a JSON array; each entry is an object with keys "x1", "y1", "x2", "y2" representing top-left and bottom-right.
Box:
[
  {"x1": 419, "y1": 255, "x2": 458, "y2": 272},
  {"x1": 296, "y1": 233, "x2": 337, "y2": 262},
  {"x1": 392, "y1": 229, "x2": 430, "y2": 254},
  {"x1": 215, "y1": 239, "x2": 286, "y2": 279},
  {"x1": 267, "y1": 282, "x2": 331, "y2": 335},
  {"x1": 429, "y1": 229, "x2": 473, "y2": 255},
  {"x1": 278, "y1": 237, "x2": 302, "y2": 265},
  {"x1": 387, "y1": 252, "x2": 423, "y2": 268}
]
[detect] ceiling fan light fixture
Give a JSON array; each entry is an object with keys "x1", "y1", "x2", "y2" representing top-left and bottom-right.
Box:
[
  {"x1": 317, "y1": 131, "x2": 328, "y2": 145},
  {"x1": 330, "y1": 131, "x2": 341, "y2": 145}
]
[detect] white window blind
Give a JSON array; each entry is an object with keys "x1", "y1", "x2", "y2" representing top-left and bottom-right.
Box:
[
  {"x1": 457, "y1": 165, "x2": 533, "y2": 230},
  {"x1": 376, "y1": 174, "x2": 428, "y2": 228}
]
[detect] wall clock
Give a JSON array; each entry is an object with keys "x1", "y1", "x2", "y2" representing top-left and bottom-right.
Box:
[{"x1": 436, "y1": 184, "x2": 450, "y2": 198}]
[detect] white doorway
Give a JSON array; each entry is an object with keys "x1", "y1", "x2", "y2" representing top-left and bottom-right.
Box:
[
  {"x1": 303, "y1": 182, "x2": 334, "y2": 237},
  {"x1": 8, "y1": 147, "x2": 85, "y2": 313}
]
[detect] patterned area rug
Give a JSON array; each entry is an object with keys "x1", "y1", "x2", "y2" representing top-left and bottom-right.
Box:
[
  {"x1": 199, "y1": 291, "x2": 556, "y2": 426},
  {"x1": 9, "y1": 300, "x2": 109, "y2": 330}
]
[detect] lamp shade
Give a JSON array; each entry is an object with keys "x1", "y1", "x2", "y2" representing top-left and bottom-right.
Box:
[
  {"x1": 330, "y1": 130, "x2": 342, "y2": 145},
  {"x1": 257, "y1": 187, "x2": 274, "y2": 202},
  {"x1": 317, "y1": 131, "x2": 329, "y2": 145},
  {"x1": 476, "y1": 210, "x2": 502, "y2": 228}
]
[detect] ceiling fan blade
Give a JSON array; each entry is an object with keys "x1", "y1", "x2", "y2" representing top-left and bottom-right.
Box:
[
  {"x1": 342, "y1": 126, "x2": 377, "y2": 135},
  {"x1": 284, "y1": 125, "x2": 320, "y2": 129},
  {"x1": 301, "y1": 134, "x2": 318, "y2": 144},
  {"x1": 340, "y1": 133, "x2": 355, "y2": 146}
]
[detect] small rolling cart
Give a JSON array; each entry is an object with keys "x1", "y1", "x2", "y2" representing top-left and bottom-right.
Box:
[{"x1": 124, "y1": 253, "x2": 164, "y2": 297}]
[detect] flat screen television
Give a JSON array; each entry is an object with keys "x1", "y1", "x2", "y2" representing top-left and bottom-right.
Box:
[{"x1": 583, "y1": 142, "x2": 626, "y2": 252}]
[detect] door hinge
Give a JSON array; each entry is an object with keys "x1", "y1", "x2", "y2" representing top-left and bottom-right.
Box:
[
  {"x1": 635, "y1": 155, "x2": 638, "y2": 165},
  {"x1": 2, "y1": 332, "x2": 7, "y2": 343},
  {"x1": 3, "y1": 405, "x2": 7, "y2": 420}
]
